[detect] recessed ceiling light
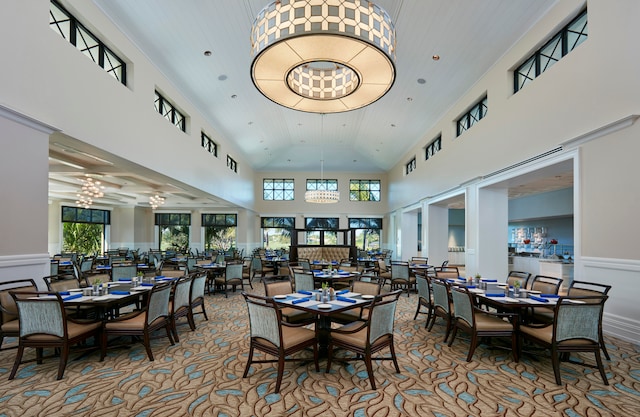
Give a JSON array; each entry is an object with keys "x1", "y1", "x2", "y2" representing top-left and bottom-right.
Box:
[
  {"x1": 204, "y1": 50, "x2": 212, "y2": 56},
  {"x1": 218, "y1": 74, "x2": 227, "y2": 81},
  {"x1": 391, "y1": 124, "x2": 396, "y2": 127},
  {"x1": 231, "y1": 94, "x2": 237, "y2": 99},
  {"x1": 417, "y1": 78, "x2": 426, "y2": 84},
  {"x1": 406, "y1": 97, "x2": 413, "y2": 101},
  {"x1": 432, "y1": 55, "x2": 440, "y2": 61}
]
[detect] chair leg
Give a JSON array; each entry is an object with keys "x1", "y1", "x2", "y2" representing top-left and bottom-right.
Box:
[
  {"x1": 325, "y1": 344, "x2": 334, "y2": 373},
  {"x1": 171, "y1": 318, "x2": 180, "y2": 343},
  {"x1": 594, "y1": 350, "x2": 609, "y2": 385},
  {"x1": 143, "y1": 332, "x2": 155, "y2": 361},
  {"x1": 8, "y1": 345, "x2": 25, "y2": 379},
  {"x1": 511, "y1": 333, "x2": 519, "y2": 363},
  {"x1": 447, "y1": 325, "x2": 458, "y2": 348},
  {"x1": 600, "y1": 334, "x2": 611, "y2": 360},
  {"x1": 466, "y1": 333, "x2": 478, "y2": 362},
  {"x1": 187, "y1": 310, "x2": 196, "y2": 331},
  {"x1": 389, "y1": 342, "x2": 400, "y2": 373},
  {"x1": 551, "y1": 347, "x2": 562, "y2": 385},
  {"x1": 243, "y1": 345, "x2": 255, "y2": 378},
  {"x1": 274, "y1": 354, "x2": 285, "y2": 393},
  {"x1": 57, "y1": 344, "x2": 70, "y2": 380},
  {"x1": 364, "y1": 351, "x2": 376, "y2": 390}
]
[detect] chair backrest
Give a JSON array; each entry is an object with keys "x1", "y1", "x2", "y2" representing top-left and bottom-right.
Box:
[
  {"x1": 293, "y1": 271, "x2": 315, "y2": 292},
  {"x1": 530, "y1": 275, "x2": 563, "y2": 294},
  {"x1": 411, "y1": 256, "x2": 428, "y2": 264},
  {"x1": 368, "y1": 290, "x2": 401, "y2": 344},
  {"x1": 450, "y1": 287, "x2": 474, "y2": 328},
  {"x1": 146, "y1": 282, "x2": 172, "y2": 326},
  {"x1": 50, "y1": 260, "x2": 59, "y2": 276},
  {"x1": 554, "y1": 295, "x2": 607, "y2": 343},
  {"x1": 297, "y1": 258, "x2": 311, "y2": 271},
  {"x1": 434, "y1": 266, "x2": 460, "y2": 279},
  {"x1": 225, "y1": 263, "x2": 244, "y2": 281},
  {"x1": 568, "y1": 280, "x2": 612, "y2": 298},
  {"x1": 263, "y1": 279, "x2": 293, "y2": 297},
  {"x1": 215, "y1": 253, "x2": 225, "y2": 264},
  {"x1": 173, "y1": 276, "x2": 192, "y2": 311},
  {"x1": 243, "y1": 293, "x2": 282, "y2": 348},
  {"x1": 1, "y1": 279, "x2": 38, "y2": 325},
  {"x1": 441, "y1": 260, "x2": 449, "y2": 267},
  {"x1": 250, "y1": 256, "x2": 262, "y2": 273},
  {"x1": 390, "y1": 261, "x2": 409, "y2": 279},
  {"x1": 80, "y1": 259, "x2": 94, "y2": 273},
  {"x1": 507, "y1": 271, "x2": 531, "y2": 289},
  {"x1": 416, "y1": 275, "x2": 431, "y2": 302},
  {"x1": 112, "y1": 265, "x2": 138, "y2": 282},
  {"x1": 431, "y1": 279, "x2": 451, "y2": 314},
  {"x1": 377, "y1": 258, "x2": 388, "y2": 272},
  {"x1": 45, "y1": 276, "x2": 81, "y2": 292},
  {"x1": 352, "y1": 280, "x2": 381, "y2": 296},
  {"x1": 109, "y1": 255, "x2": 126, "y2": 266},
  {"x1": 12, "y1": 292, "x2": 66, "y2": 338},
  {"x1": 190, "y1": 272, "x2": 207, "y2": 302},
  {"x1": 185, "y1": 257, "x2": 197, "y2": 273}
]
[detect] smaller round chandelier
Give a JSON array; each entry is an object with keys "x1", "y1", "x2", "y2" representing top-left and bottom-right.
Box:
[
  {"x1": 305, "y1": 188, "x2": 340, "y2": 204},
  {"x1": 75, "y1": 176, "x2": 105, "y2": 209},
  {"x1": 149, "y1": 194, "x2": 165, "y2": 210},
  {"x1": 250, "y1": 0, "x2": 396, "y2": 113}
]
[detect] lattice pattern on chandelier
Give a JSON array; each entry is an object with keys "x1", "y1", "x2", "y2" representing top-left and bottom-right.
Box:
[{"x1": 75, "y1": 177, "x2": 105, "y2": 209}]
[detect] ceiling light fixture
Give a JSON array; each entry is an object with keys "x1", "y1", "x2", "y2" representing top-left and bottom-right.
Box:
[
  {"x1": 75, "y1": 175, "x2": 105, "y2": 209},
  {"x1": 250, "y1": 0, "x2": 396, "y2": 113},
  {"x1": 149, "y1": 194, "x2": 165, "y2": 210},
  {"x1": 305, "y1": 114, "x2": 339, "y2": 203}
]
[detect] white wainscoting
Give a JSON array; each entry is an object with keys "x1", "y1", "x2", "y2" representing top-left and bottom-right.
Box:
[
  {"x1": 0, "y1": 253, "x2": 50, "y2": 289},
  {"x1": 581, "y1": 256, "x2": 640, "y2": 346}
]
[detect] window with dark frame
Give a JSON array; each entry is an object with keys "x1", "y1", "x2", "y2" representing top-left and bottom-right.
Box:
[
  {"x1": 514, "y1": 9, "x2": 587, "y2": 93},
  {"x1": 154, "y1": 91, "x2": 186, "y2": 132},
  {"x1": 227, "y1": 155, "x2": 237, "y2": 173},
  {"x1": 202, "y1": 214, "x2": 237, "y2": 251},
  {"x1": 405, "y1": 157, "x2": 416, "y2": 175},
  {"x1": 425, "y1": 135, "x2": 442, "y2": 160},
  {"x1": 456, "y1": 96, "x2": 488, "y2": 137},
  {"x1": 263, "y1": 179, "x2": 295, "y2": 201},
  {"x1": 349, "y1": 179, "x2": 381, "y2": 201},
  {"x1": 201, "y1": 131, "x2": 218, "y2": 157},
  {"x1": 49, "y1": 0, "x2": 126, "y2": 85},
  {"x1": 306, "y1": 179, "x2": 338, "y2": 192}
]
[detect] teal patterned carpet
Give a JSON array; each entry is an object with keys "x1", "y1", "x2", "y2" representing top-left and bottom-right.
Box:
[{"x1": 0, "y1": 282, "x2": 639, "y2": 417}]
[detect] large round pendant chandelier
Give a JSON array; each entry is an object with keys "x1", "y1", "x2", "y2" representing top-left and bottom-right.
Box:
[{"x1": 250, "y1": 0, "x2": 396, "y2": 113}]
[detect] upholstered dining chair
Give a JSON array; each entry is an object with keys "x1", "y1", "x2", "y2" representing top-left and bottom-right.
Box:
[
  {"x1": 528, "y1": 275, "x2": 564, "y2": 323},
  {"x1": 506, "y1": 271, "x2": 531, "y2": 289},
  {"x1": 169, "y1": 276, "x2": 192, "y2": 342},
  {"x1": 449, "y1": 286, "x2": 518, "y2": 362},
  {"x1": 519, "y1": 294, "x2": 609, "y2": 385},
  {"x1": 111, "y1": 264, "x2": 138, "y2": 282},
  {"x1": 411, "y1": 256, "x2": 428, "y2": 264},
  {"x1": 434, "y1": 266, "x2": 461, "y2": 279},
  {"x1": 100, "y1": 281, "x2": 174, "y2": 361},
  {"x1": 293, "y1": 270, "x2": 315, "y2": 292},
  {"x1": 325, "y1": 290, "x2": 402, "y2": 390},
  {"x1": 568, "y1": 280, "x2": 612, "y2": 360},
  {"x1": 413, "y1": 274, "x2": 433, "y2": 328},
  {"x1": 331, "y1": 280, "x2": 383, "y2": 324},
  {"x1": 0, "y1": 279, "x2": 38, "y2": 350},
  {"x1": 428, "y1": 279, "x2": 454, "y2": 342},
  {"x1": 188, "y1": 272, "x2": 208, "y2": 329},
  {"x1": 390, "y1": 261, "x2": 415, "y2": 296},
  {"x1": 262, "y1": 278, "x2": 314, "y2": 324},
  {"x1": 241, "y1": 256, "x2": 254, "y2": 289},
  {"x1": 8, "y1": 291, "x2": 102, "y2": 380},
  {"x1": 242, "y1": 292, "x2": 319, "y2": 393},
  {"x1": 375, "y1": 258, "x2": 392, "y2": 289},
  {"x1": 215, "y1": 262, "x2": 244, "y2": 297},
  {"x1": 158, "y1": 260, "x2": 186, "y2": 279}
]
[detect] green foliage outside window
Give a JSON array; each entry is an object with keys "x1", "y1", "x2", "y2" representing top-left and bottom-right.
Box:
[
  {"x1": 160, "y1": 225, "x2": 189, "y2": 252},
  {"x1": 63, "y1": 222, "x2": 103, "y2": 254},
  {"x1": 205, "y1": 226, "x2": 237, "y2": 251}
]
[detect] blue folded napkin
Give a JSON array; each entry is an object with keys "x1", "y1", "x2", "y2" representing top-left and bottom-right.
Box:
[
  {"x1": 482, "y1": 279, "x2": 498, "y2": 282},
  {"x1": 119, "y1": 278, "x2": 132, "y2": 282},
  {"x1": 111, "y1": 291, "x2": 130, "y2": 295},
  {"x1": 297, "y1": 290, "x2": 313, "y2": 295},
  {"x1": 485, "y1": 293, "x2": 505, "y2": 297},
  {"x1": 155, "y1": 276, "x2": 165, "y2": 279},
  {"x1": 63, "y1": 293, "x2": 82, "y2": 301},
  {"x1": 529, "y1": 295, "x2": 549, "y2": 302},
  {"x1": 59, "y1": 291, "x2": 70, "y2": 295},
  {"x1": 336, "y1": 289, "x2": 349, "y2": 295},
  {"x1": 291, "y1": 298, "x2": 310, "y2": 304},
  {"x1": 138, "y1": 264, "x2": 147, "y2": 267},
  {"x1": 336, "y1": 296, "x2": 357, "y2": 303},
  {"x1": 313, "y1": 261, "x2": 320, "y2": 264},
  {"x1": 540, "y1": 294, "x2": 559, "y2": 298},
  {"x1": 466, "y1": 285, "x2": 476, "y2": 289},
  {"x1": 419, "y1": 264, "x2": 429, "y2": 267},
  {"x1": 140, "y1": 283, "x2": 155, "y2": 287}
]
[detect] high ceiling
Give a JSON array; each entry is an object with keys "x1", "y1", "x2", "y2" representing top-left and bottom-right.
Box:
[{"x1": 50, "y1": 0, "x2": 570, "y2": 208}]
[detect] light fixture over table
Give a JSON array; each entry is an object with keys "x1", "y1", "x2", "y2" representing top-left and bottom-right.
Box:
[
  {"x1": 250, "y1": 0, "x2": 396, "y2": 113},
  {"x1": 75, "y1": 175, "x2": 105, "y2": 209},
  {"x1": 149, "y1": 194, "x2": 165, "y2": 210}
]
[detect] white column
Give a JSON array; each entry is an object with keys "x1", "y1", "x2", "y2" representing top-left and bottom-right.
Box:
[{"x1": 476, "y1": 186, "x2": 509, "y2": 280}]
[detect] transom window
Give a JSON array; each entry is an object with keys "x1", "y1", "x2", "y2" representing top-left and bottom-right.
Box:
[
  {"x1": 49, "y1": 0, "x2": 126, "y2": 85},
  {"x1": 201, "y1": 131, "x2": 218, "y2": 157},
  {"x1": 405, "y1": 157, "x2": 416, "y2": 175},
  {"x1": 306, "y1": 179, "x2": 338, "y2": 192},
  {"x1": 349, "y1": 180, "x2": 381, "y2": 202},
  {"x1": 425, "y1": 135, "x2": 442, "y2": 160},
  {"x1": 154, "y1": 91, "x2": 186, "y2": 132},
  {"x1": 515, "y1": 10, "x2": 587, "y2": 93},
  {"x1": 456, "y1": 96, "x2": 488, "y2": 137},
  {"x1": 263, "y1": 179, "x2": 294, "y2": 201},
  {"x1": 227, "y1": 155, "x2": 238, "y2": 173}
]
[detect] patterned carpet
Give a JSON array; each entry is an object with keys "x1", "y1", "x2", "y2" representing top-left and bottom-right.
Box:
[{"x1": 0, "y1": 282, "x2": 638, "y2": 417}]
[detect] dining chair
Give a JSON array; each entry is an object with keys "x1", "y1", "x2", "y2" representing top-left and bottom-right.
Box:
[
  {"x1": 297, "y1": 258, "x2": 312, "y2": 272},
  {"x1": 0, "y1": 279, "x2": 38, "y2": 350},
  {"x1": 241, "y1": 256, "x2": 254, "y2": 289},
  {"x1": 507, "y1": 271, "x2": 531, "y2": 289},
  {"x1": 413, "y1": 274, "x2": 433, "y2": 328},
  {"x1": 262, "y1": 278, "x2": 314, "y2": 324},
  {"x1": 215, "y1": 262, "x2": 244, "y2": 297},
  {"x1": 449, "y1": 286, "x2": 518, "y2": 362},
  {"x1": 568, "y1": 280, "x2": 612, "y2": 359},
  {"x1": 45, "y1": 275, "x2": 82, "y2": 292},
  {"x1": 375, "y1": 258, "x2": 392, "y2": 288},
  {"x1": 331, "y1": 280, "x2": 383, "y2": 325},
  {"x1": 111, "y1": 265, "x2": 138, "y2": 282},
  {"x1": 50, "y1": 260, "x2": 60, "y2": 277},
  {"x1": 428, "y1": 279, "x2": 454, "y2": 342},
  {"x1": 434, "y1": 266, "x2": 461, "y2": 279},
  {"x1": 411, "y1": 256, "x2": 428, "y2": 264},
  {"x1": 242, "y1": 292, "x2": 319, "y2": 393},
  {"x1": 325, "y1": 290, "x2": 402, "y2": 390},
  {"x1": 187, "y1": 272, "x2": 208, "y2": 329},
  {"x1": 169, "y1": 275, "x2": 193, "y2": 342},
  {"x1": 100, "y1": 281, "x2": 174, "y2": 361},
  {"x1": 8, "y1": 291, "x2": 102, "y2": 380},
  {"x1": 158, "y1": 260, "x2": 186, "y2": 279},
  {"x1": 528, "y1": 275, "x2": 564, "y2": 323},
  {"x1": 293, "y1": 270, "x2": 315, "y2": 292},
  {"x1": 390, "y1": 261, "x2": 415, "y2": 296},
  {"x1": 519, "y1": 294, "x2": 609, "y2": 385}
]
